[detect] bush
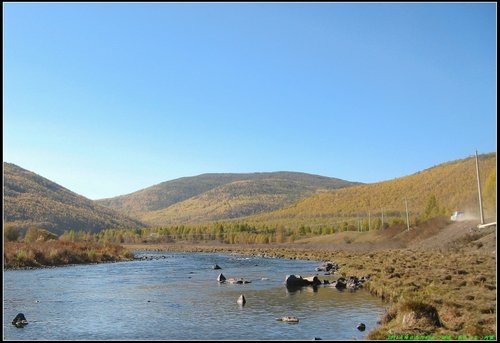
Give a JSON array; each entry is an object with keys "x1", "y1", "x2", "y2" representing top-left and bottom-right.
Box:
[{"x1": 4, "y1": 225, "x2": 20, "y2": 242}]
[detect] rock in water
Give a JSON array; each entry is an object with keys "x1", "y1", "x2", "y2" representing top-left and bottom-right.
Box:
[
  {"x1": 12, "y1": 313, "x2": 28, "y2": 328},
  {"x1": 237, "y1": 294, "x2": 246, "y2": 306},
  {"x1": 357, "y1": 323, "x2": 366, "y2": 331},
  {"x1": 276, "y1": 316, "x2": 299, "y2": 323}
]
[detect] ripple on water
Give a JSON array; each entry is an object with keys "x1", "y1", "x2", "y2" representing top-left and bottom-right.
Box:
[{"x1": 3, "y1": 251, "x2": 386, "y2": 340}]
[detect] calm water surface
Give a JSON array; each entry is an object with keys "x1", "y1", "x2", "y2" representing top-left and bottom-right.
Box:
[{"x1": 4, "y1": 251, "x2": 386, "y2": 340}]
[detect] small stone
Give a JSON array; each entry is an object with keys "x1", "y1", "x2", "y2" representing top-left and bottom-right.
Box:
[
  {"x1": 276, "y1": 316, "x2": 299, "y2": 323},
  {"x1": 12, "y1": 313, "x2": 28, "y2": 328},
  {"x1": 237, "y1": 294, "x2": 246, "y2": 305}
]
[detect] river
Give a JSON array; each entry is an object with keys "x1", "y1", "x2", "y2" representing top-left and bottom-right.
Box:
[{"x1": 3, "y1": 251, "x2": 386, "y2": 340}]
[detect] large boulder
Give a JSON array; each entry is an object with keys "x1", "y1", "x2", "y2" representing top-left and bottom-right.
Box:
[
  {"x1": 333, "y1": 279, "x2": 347, "y2": 289},
  {"x1": 285, "y1": 275, "x2": 321, "y2": 288},
  {"x1": 285, "y1": 275, "x2": 309, "y2": 287},
  {"x1": 303, "y1": 276, "x2": 322, "y2": 286}
]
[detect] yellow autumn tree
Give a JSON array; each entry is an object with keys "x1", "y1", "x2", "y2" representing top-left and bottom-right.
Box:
[{"x1": 483, "y1": 169, "x2": 496, "y2": 217}]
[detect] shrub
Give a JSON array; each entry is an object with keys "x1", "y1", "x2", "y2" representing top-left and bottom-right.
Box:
[
  {"x1": 4, "y1": 225, "x2": 19, "y2": 242},
  {"x1": 87, "y1": 249, "x2": 98, "y2": 262}
]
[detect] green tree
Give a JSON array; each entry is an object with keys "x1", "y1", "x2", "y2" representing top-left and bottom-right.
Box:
[
  {"x1": 424, "y1": 195, "x2": 440, "y2": 219},
  {"x1": 276, "y1": 225, "x2": 286, "y2": 243},
  {"x1": 24, "y1": 227, "x2": 40, "y2": 243},
  {"x1": 373, "y1": 217, "x2": 382, "y2": 231},
  {"x1": 60, "y1": 230, "x2": 76, "y2": 242}
]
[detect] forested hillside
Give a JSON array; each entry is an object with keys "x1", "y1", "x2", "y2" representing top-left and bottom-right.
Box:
[
  {"x1": 3, "y1": 163, "x2": 147, "y2": 235},
  {"x1": 4, "y1": 153, "x2": 495, "y2": 239},
  {"x1": 142, "y1": 177, "x2": 342, "y2": 226},
  {"x1": 96, "y1": 172, "x2": 360, "y2": 221},
  {"x1": 239, "y1": 153, "x2": 496, "y2": 231}
]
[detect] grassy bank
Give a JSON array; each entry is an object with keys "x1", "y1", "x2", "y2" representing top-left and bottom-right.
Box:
[
  {"x1": 124, "y1": 241, "x2": 496, "y2": 340},
  {"x1": 3, "y1": 240, "x2": 134, "y2": 269}
]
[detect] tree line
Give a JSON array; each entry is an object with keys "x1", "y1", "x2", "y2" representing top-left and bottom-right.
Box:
[{"x1": 5, "y1": 199, "x2": 441, "y2": 246}]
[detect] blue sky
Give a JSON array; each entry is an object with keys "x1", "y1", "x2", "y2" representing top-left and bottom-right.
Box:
[{"x1": 4, "y1": 2, "x2": 497, "y2": 200}]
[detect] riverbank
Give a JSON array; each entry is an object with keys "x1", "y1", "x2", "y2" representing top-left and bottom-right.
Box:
[
  {"x1": 123, "y1": 237, "x2": 496, "y2": 340},
  {"x1": 3, "y1": 218, "x2": 495, "y2": 340},
  {"x1": 3, "y1": 240, "x2": 134, "y2": 269}
]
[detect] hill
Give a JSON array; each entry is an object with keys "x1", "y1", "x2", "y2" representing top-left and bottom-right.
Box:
[
  {"x1": 234, "y1": 152, "x2": 497, "y2": 231},
  {"x1": 4, "y1": 153, "x2": 495, "y2": 234},
  {"x1": 3, "y1": 162, "x2": 147, "y2": 235},
  {"x1": 96, "y1": 172, "x2": 360, "y2": 225}
]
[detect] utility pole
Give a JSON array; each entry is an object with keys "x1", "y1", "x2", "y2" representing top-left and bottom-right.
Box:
[
  {"x1": 405, "y1": 197, "x2": 410, "y2": 231},
  {"x1": 475, "y1": 150, "x2": 485, "y2": 225},
  {"x1": 381, "y1": 208, "x2": 384, "y2": 230},
  {"x1": 368, "y1": 211, "x2": 371, "y2": 231}
]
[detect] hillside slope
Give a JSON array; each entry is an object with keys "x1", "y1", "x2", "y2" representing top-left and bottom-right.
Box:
[
  {"x1": 3, "y1": 163, "x2": 147, "y2": 235},
  {"x1": 143, "y1": 177, "x2": 341, "y2": 226},
  {"x1": 96, "y1": 172, "x2": 360, "y2": 223},
  {"x1": 4, "y1": 153, "x2": 495, "y2": 235},
  {"x1": 288, "y1": 217, "x2": 496, "y2": 254},
  {"x1": 239, "y1": 153, "x2": 496, "y2": 230}
]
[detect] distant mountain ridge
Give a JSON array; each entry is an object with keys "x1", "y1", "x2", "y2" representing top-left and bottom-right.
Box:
[
  {"x1": 4, "y1": 153, "x2": 496, "y2": 235},
  {"x1": 3, "y1": 162, "x2": 146, "y2": 235},
  {"x1": 96, "y1": 172, "x2": 360, "y2": 225},
  {"x1": 141, "y1": 176, "x2": 360, "y2": 226}
]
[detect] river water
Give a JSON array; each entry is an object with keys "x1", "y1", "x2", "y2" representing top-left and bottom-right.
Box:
[{"x1": 3, "y1": 251, "x2": 386, "y2": 340}]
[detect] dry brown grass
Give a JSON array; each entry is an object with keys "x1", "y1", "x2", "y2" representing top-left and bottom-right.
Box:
[{"x1": 3, "y1": 240, "x2": 134, "y2": 268}]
